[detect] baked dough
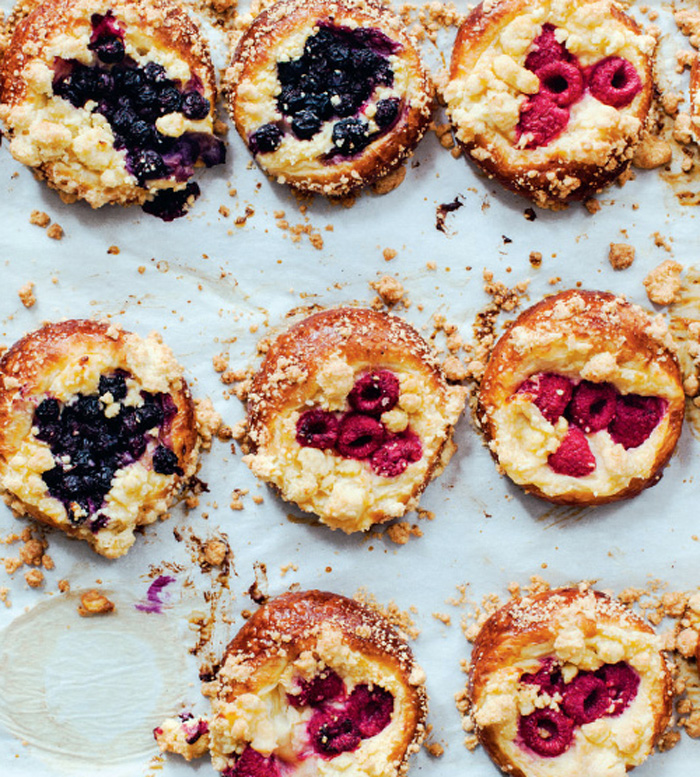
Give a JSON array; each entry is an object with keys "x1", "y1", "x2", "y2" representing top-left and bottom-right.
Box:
[
  {"x1": 244, "y1": 307, "x2": 466, "y2": 532},
  {"x1": 155, "y1": 590, "x2": 427, "y2": 776},
  {"x1": 444, "y1": 0, "x2": 655, "y2": 208},
  {"x1": 0, "y1": 319, "x2": 199, "y2": 557},
  {"x1": 227, "y1": 0, "x2": 432, "y2": 196},
  {"x1": 478, "y1": 290, "x2": 684, "y2": 504},
  {"x1": 0, "y1": 0, "x2": 225, "y2": 219},
  {"x1": 469, "y1": 587, "x2": 672, "y2": 777}
]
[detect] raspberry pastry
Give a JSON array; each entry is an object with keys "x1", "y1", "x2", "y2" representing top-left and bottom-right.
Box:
[
  {"x1": 227, "y1": 0, "x2": 432, "y2": 196},
  {"x1": 478, "y1": 290, "x2": 684, "y2": 504},
  {"x1": 0, "y1": 0, "x2": 225, "y2": 220},
  {"x1": 468, "y1": 587, "x2": 672, "y2": 777},
  {"x1": 444, "y1": 0, "x2": 655, "y2": 208},
  {"x1": 0, "y1": 320, "x2": 200, "y2": 558},
  {"x1": 155, "y1": 590, "x2": 427, "y2": 776},
  {"x1": 244, "y1": 308, "x2": 466, "y2": 532}
]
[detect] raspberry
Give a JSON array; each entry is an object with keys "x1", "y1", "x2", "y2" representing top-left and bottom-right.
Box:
[
  {"x1": 308, "y1": 710, "x2": 361, "y2": 757},
  {"x1": 525, "y1": 23, "x2": 571, "y2": 73},
  {"x1": 370, "y1": 432, "x2": 422, "y2": 478},
  {"x1": 296, "y1": 409, "x2": 340, "y2": 450},
  {"x1": 567, "y1": 381, "x2": 617, "y2": 434},
  {"x1": 518, "y1": 708, "x2": 574, "y2": 758},
  {"x1": 588, "y1": 57, "x2": 642, "y2": 109},
  {"x1": 537, "y1": 61, "x2": 584, "y2": 107},
  {"x1": 346, "y1": 685, "x2": 394, "y2": 738},
  {"x1": 336, "y1": 414, "x2": 385, "y2": 459},
  {"x1": 595, "y1": 662, "x2": 640, "y2": 716},
  {"x1": 516, "y1": 95, "x2": 570, "y2": 149},
  {"x1": 548, "y1": 427, "x2": 596, "y2": 477},
  {"x1": 608, "y1": 394, "x2": 665, "y2": 449},
  {"x1": 287, "y1": 670, "x2": 345, "y2": 708},
  {"x1": 561, "y1": 673, "x2": 609, "y2": 724},
  {"x1": 518, "y1": 373, "x2": 573, "y2": 424},
  {"x1": 348, "y1": 370, "x2": 400, "y2": 415},
  {"x1": 520, "y1": 659, "x2": 565, "y2": 696},
  {"x1": 223, "y1": 748, "x2": 280, "y2": 777}
]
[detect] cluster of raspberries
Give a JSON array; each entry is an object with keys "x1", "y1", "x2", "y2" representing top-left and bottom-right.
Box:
[
  {"x1": 517, "y1": 659, "x2": 640, "y2": 758},
  {"x1": 517, "y1": 23, "x2": 643, "y2": 148},
  {"x1": 295, "y1": 369, "x2": 423, "y2": 478},
  {"x1": 221, "y1": 670, "x2": 393, "y2": 775},
  {"x1": 517, "y1": 372, "x2": 666, "y2": 478}
]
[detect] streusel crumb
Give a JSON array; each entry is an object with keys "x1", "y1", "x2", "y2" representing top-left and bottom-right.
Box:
[
  {"x1": 18, "y1": 282, "x2": 36, "y2": 308},
  {"x1": 609, "y1": 243, "x2": 635, "y2": 270},
  {"x1": 644, "y1": 260, "x2": 683, "y2": 305},
  {"x1": 78, "y1": 589, "x2": 115, "y2": 616}
]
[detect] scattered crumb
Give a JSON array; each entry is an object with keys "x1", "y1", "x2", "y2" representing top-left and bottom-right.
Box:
[
  {"x1": 383, "y1": 248, "x2": 397, "y2": 262},
  {"x1": 633, "y1": 131, "x2": 672, "y2": 169},
  {"x1": 673, "y1": 113, "x2": 694, "y2": 145},
  {"x1": 0, "y1": 587, "x2": 9, "y2": 607},
  {"x1": 529, "y1": 251, "x2": 542, "y2": 268},
  {"x1": 583, "y1": 198, "x2": 601, "y2": 214},
  {"x1": 354, "y1": 587, "x2": 420, "y2": 640},
  {"x1": 644, "y1": 260, "x2": 683, "y2": 305},
  {"x1": 230, "y1": 488, "x2": 248, "y2": 511},
  {"x1": 24, "y1": 569, "x2": 44, "y2": 588},
  {"x1": 107, "y1": 245, "x2": 120, "y2": 255},
  {"x1": 425, "y1": 742, "x2": 445, "y2": 757},
  {"x1": 78, "y1": 589, "x2": 115, "y2": 616},
  {"x1": 370, "y1": 275, "x2": 406, "y2": 307},
  {"x1": 212, "y1": 353, "x2": 229, "y2": 373},
  {"x1": 280, "y1": 562, "x2": 298, "y2": 577},
  {"x1": 442, "y1": 355, "x2": 468, "y2": 382},
  {"x1": 219, "y1": 205, "x2": 230, "y2": 218},
  {"x1": 661, "y1": 91, "x2": 684, "y2": 117},
  {"x1": 385, "y1": 522, "x2": 422, "y2": 545},
  {"x1": 433, "y1": 612, "x2": 452, "y2": 626},
  {"x1": 46, "y1": 223, "x2": 64, "y2": 240},
  {"x1": 18, "y1": 282, "x2": 36, "y2": 308},
  {"x1": 58, "y1": 579, "x2": 70, "y2": 593},
  {"x1": 29, "y1": 210, "x2": 50, "y2": 228},
  {"x1": 203, "y1": 539, "x2": 228, "y2": 567},
  {"x1": 608, "y1": 243, "x2": 635, "y2": 271}
]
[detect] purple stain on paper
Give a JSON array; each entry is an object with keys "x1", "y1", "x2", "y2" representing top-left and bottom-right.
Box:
[{"x1": 135, "y1": 575, "x2": 176, "y2": 613}]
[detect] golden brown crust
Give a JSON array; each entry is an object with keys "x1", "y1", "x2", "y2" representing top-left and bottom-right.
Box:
[
  {"x1": 477, "y1": 290, "x2": 684, "y2": 505},
  {"x1": 0, "y1": 0, "x2": 219, "y2": 208},
  {"x1": 216, "y1": 590, "x2": 427, "y2": 775},
  {"x1": 446, "y1": 0, "x2": 655, "y2": 208},
  {"x1": 469, "y1": 587, "x2": 673, "y2": 777},
  {"x1": 228, "y1": 0, "x2": 433, "y2": 196},
  {"x1": 245, "y1": 307, "x2": 466, "y2": 532},
  {"x1": 0, "y1": 319, "x2": 198, "y2": 557}
]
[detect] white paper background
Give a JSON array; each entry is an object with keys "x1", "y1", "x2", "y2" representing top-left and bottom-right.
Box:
[{"x1": 0, "y1": 1, "x2": 699, "y2": 775}]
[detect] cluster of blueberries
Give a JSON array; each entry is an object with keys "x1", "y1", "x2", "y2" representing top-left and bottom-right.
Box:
[
  {"x1": 34, "y1": 370, "x2": 181, "y2": 531},
  {"x1": 250, "y1": 25, "x2": 402, "y2": 158},
  {"x1": 517, "y1": 659, "x2": 639, "y2": 757},
  {"x1": 516, "y1": 24, "x2": 642, "y2": 148},
  {"x1": 221, "y1": 670, "x2": 394, "y2": 775},
  {"x1": 52, "y1": 12, "x2": 225, "y2": 219},
  {"x1": 295, "y1": 369, "x2": 423, "y2": 478}
]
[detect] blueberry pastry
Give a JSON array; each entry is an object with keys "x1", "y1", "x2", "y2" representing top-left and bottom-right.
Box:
[
  {"x1": 244, "y1": 308, "x2": 466, "y2": 532},
  {"x1": 227, "y1": 0, "x2": 432, "y2": 196},
  {"x1": 0, "y1": 0, "x2": 226, "y2": 220},
  {"x1": 444, "y1": 0, "x2": 655, "y2": 208},
  {"x1": 468, "y1": 587, "x2": 672, "y2": 777},
  {"x1": 478, "y1": 290, "x2": 684, "y2": 505},
  {"x1": 0, "y1": 320, "x2": 200, "y2": 557},
  {"x1": 155, "y1": 590, "x2": 427, "y2": 775}
]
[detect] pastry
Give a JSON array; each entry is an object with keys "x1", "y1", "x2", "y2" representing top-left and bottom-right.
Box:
[
  {"x1": 444, "y1": 0, "x2": 655, "y2": 208},
  {"x1": 244, "y1": 307, "x2": 466, "y2": 532},
  {"x1": 0, "y1": 319, "x2": 200, "y2": 558},
  {"x1": 156, "y1": 589, "x2": 428, "y2": 776},
  {"x1": 0, "y1": 0, "x2": 225, "y2": 220},
  {"x1": 477, "y1": 290, "x2": 684, "y2": 505},
  {"x1": 468, "y1": 586, "x2": 672, "y2": 777},
  {"x1": 227, "y1": 0, "x2": 432, "y2": 196}
]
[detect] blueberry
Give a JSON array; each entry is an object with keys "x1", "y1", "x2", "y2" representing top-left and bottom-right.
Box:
[
  {"x1": 129, "y1": 149, "x2": 168, "y2": 183},
  {"x1": 300, "y1": 72, "x2": 322, "y2": 94},
  {"x1": 278, "y1": 85, "x2": 307, "y2": 115},
  {"x1": 35, "y1": 398, "x2": 60, "y2": 425},
  {"x1": 113, "y1": 66, "x2": 144, "y2": 95},
  {"x1": 127, "y1": 434, "x2": 148, "y2": 461},
  {"x1": 334, "y1": 92, "x2": 359, "y2": 118},
  {"x1": 332, "y1": 117, "x2": 370, "y2": 155},
  {"x1": 277, "y1": 59, "x2": 305, "y2": 85},
  {"x1": 89, "y1": 36, "x2": 125, "y2": 64},
  {"x1": 144, "y1": 62, "x2": 168, "y2": 84},
  {"x1": 142, "y1": 181, "x2": 201, "y2": 221},
  {"x1": 152, "y1": 445, "x2": 182, "y2": 475},
  {"x1": 134, "y1": 84, "x2": 160, "y2": 118},
  {"x1": 99, "y1": 372, "x2": 128, "y2": 401},
  {"x1": 305, "y1": 27, "x2": 335, "y2": 58},
  {"x1": 291, "y1": 109, "x2": 322, "y2": 140},
  {"x1": 374, "y1": 98, "x2": 399, "y2": 128},
  {"x1": 181, "y1": 92, "x2": 210, "y2": 120},
  {"x1": 351, "y1": 49, "x2": 381, "y2": 77},
  {"x1": 250, "y1": 123, "x2": 283, "y2": 154},
  {"x1": 75, "y1": 396, "x2": 103, "y2": 421},
  {"x1": 136, "y1": 398, "x2": 165, "y2": 430},
  {"x1": 110, "y1": 106, "x2": 138, "y2": 134},
  {"x1": 157, "y1": 85, "x2": 182, "y2": 115},
  {"x1": 304, "y1": 93, "x2": 334, "y2": 120},
  {"x1": 327, "y1": 42, "x2": 350, "y2": 67}
]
